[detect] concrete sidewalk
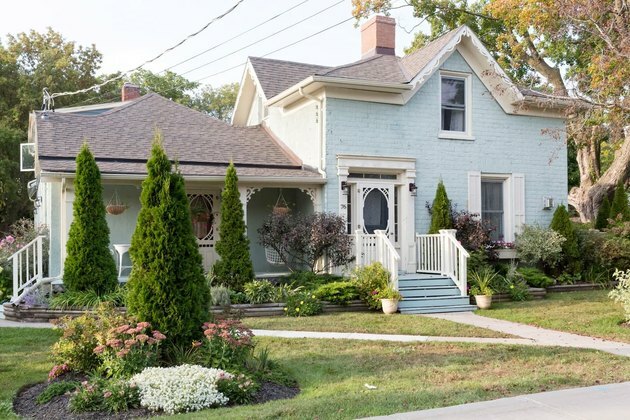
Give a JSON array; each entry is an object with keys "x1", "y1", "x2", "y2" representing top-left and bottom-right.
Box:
[
  {"x1": 426, "y1": 312, "x2": 630, "y2": 357},
  {"x1": 366, "y1": 381, "x2": 630, "y2": 419}
]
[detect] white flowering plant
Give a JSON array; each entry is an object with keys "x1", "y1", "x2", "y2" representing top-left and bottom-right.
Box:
[
  {"x1": 130, "y1": 364, "x2": 231, "y2": 414},
  {"x1": 609, "y1": 269, "x2": 630, "y2": 323}
]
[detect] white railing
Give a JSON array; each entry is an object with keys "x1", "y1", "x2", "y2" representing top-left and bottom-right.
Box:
[
  {"x1": 416, "y1": 229, "x2": 469, "y2": 296},
  {"x1": 8, "y1": 235, "x2": 44, "y2": 303},
  {"x1": 355, "y1": 230, "x2": 400, "y2": 288}
]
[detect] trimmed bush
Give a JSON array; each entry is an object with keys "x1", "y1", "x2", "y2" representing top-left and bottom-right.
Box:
[
  {"x1": 126, "y1": 134, "x2": 210, "y2": 347},
  {"x1": 517, "y1": 267, "x2": 554, "y2": 288},
  {"x1": 429, "y1": 180, "x2": 453, "y2": 234},
  {"x1": 515, "y1": 224, "x2": 565, "y2": 268},
  {"x1": 550, "y1": 204, "x2": 579, "y2": 261},
  {"x1": 213, "y1": 163, "x2": 254, "y2": 291},
  {"x1": 63, "y1": 144, "x2": 117, "y2": 294},
  {"x1": 314, "y1": 281, "x2": 359, "y2": 305},
  {"x1": 610, "y1": 180, "x2": 630, "y2": 222},
  {"x1": 284, "y1": 291, "x2": 322, "y2": 317},
  {"x1": 595, "y1": 196, "x2": 611, "y2": 230}
]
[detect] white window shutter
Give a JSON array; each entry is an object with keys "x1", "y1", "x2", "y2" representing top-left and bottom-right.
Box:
[
  {"x1": 467, "y1": 171, "x2": 481, "y2": 216},
  {"x1": 513, "y1": 173, "x2": 525, "y2": 234}
]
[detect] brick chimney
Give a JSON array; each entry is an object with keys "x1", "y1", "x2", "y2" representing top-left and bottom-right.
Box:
[
  {"x1": 121, "y1": 83, "x2": 142, "y2": 102},
  {"x1": 361, "y1": 15, "x2": 396, "y2": 58}
]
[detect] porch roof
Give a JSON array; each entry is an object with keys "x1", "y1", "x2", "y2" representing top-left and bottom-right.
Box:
[{"x1": 34, "y1": 93, "x2": 322, "y2": 180}]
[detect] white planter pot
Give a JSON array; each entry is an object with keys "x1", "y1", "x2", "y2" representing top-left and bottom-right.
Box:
[
  {"x1": 381, "y1": 299, "x2": 399, "y2": 314},
  {"x1": 496, "y1": 248, "x2": 517, "y2": 260},
  {"x1": 475, "y1": 295, "x2": 492, "y2": 310}
]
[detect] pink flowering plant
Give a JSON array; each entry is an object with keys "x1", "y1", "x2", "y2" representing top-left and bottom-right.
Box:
[
  {"x1": 69, "y1": 377, "x2": 140, "y2": 413},
  {"x1": 94, "y1": 321, "x2": 166, "y2": 379},
  {"x1": 200, "y1": 319, "x2": 254, "y2": 370}
]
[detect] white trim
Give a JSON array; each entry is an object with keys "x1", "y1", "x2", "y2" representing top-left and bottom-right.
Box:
[
  {"x1": 439, "y1": 71, "x2": 473, "y2": 139},
  {"x1": 20, "y1": 143, "x2": 36, "y2": 172}
]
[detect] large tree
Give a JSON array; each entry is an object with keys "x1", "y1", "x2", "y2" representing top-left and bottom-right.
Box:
[
  {"x1": 0, "y1": 126, "x2": 31, "y2": 232},
  {"x1": 126, "y1": 133, "x2": 210, "y2": 346},
  {"x1": 193, "y1": 83, "x2": 240, "y2": 122},
  {"x1": 352, "y1": 0, "x2": 629, "y2": 222}
]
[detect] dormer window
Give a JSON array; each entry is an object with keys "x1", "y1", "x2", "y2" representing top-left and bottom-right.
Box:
[{"x1": 439, "y1": 72, "x2": 473, "y2": 140}]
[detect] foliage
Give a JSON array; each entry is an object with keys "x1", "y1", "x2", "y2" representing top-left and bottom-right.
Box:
[
  {"x1": 550, "y1": 204, "x2": 579, "y2": 260},
  {"x1": 193, "y1": 83, "x2": 240, "y2": 122},
  {"x1": 229, "y1": 290, "x2": 248, "y2": 304},
  {"x1": 467, "y1": 249, "x2": 493, "y2": 276},
  {"x1": 70, "y1": 378, "x2": 140, "y2": 413},
  {"x1": 515, "y1": 224, "x2": 565, "y2": 268},
  {"x1": 453, "y1": 210, "x2": 493, "y2": 251},
  {"x1": 469, "y1": 267, "x2": 498, "y2": 296},
  {"x1": 258, "y1": 212, "x2": 353, "y2": 273},
  {"x1": 609, "y1": 269, "x2": 630, "y2": 323},
  {"x1": 63, "y1": 143, "x2": 118, "y2": 294},
  {"x1": 284, "y1": 291, "x2": 322, "y2": 317},
  {"x1": 36, "y1": 381, "x2": 80, "y2": 404},
  {"x1": 599, "y1": 235, "x2": 630, "y2": 271},
  {"x1": 313, "y1": 281, "x2": 359, "y2": 305},
  {"x1": 130, "y1": 365, "x2": 230, "y2": 414},
  {"x1": 51, "y1": 304, "x2": 128, "y2": 374},
  {"x1": 372, "y1": 284, "x2": 403, "y2": 301},
  {"x1": 352, "y1": 262, "x2": 390, "y2": 310},
  {"x1": 556, "y1": 272, "x2": 581, "y2": 285},
  {"x1": 210, "y1": 285, "x2": 231, "y2": 307},
  {"x1": 213, "y1": 163, "x2": 254, "y2": 291},
  {"x1": 517, "y1": 267, "x2": 554, "y2": 288},
  {"x1": 93, "y1": 321, "x2": 165, "y2": 379},
  {"x1": 216, "y1": 373, "x2": 258, "y2": 405},
  {"x1": 283, "y1": 271, "x2": 343, "y2": 289},
  {"x1": 428, "y1": 181, "x2": 453, "y2": 234},
  {"x1": 610, "y1": 180, "x2": 630, "y2": 223},
  {"x1": 243, "y1": 280, "x2": 277, "y2": 304},
  {"x1": 595, "y1": 196, "x2": 611, "y2": 230},
  {"x1": 503, "y1": 263, "x2": 530, "y2": 301},
  {"x1": 129, "y1": 69, "x2": 198, "y2": 106},
  {"x1": 0, "y1": 126, "x2": 31, "y2": 232},
  {"x1": 200, "y1": 319, "x2": 255, "y2": 371},
  {"x1": 49, "y1": 286, "x2": 127, "y2": 309},
  {"x1": 126, "y1": 134, "x2": 210, "y2": 347}
]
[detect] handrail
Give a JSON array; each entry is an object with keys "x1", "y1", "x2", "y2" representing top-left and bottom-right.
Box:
[
  {"x1": 8, "y1": 235, "x2": 45, "y2": 303},
  {"x1": 374, "y1": 230, "x2": 401, "y2": 289},
  {"x1": 416, "y1": 229, "x2": 469, "y2": 296}
]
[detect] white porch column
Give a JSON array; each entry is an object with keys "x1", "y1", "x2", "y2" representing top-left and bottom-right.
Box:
[
  {"x1": 238, "y1": 186, "x2": 248, "y2": 231},
  {"x1": 401, "y1": 169, "x2": 417, "y2": 273}
]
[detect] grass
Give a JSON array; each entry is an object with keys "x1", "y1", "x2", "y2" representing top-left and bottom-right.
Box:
[
  {"x1": 0, "y1": 327, "x2": 61, "y2": 419},
  {"x1": 3, "y1": 327, "x2": 630, "y2": 419},
  {"x1": 243, "y1": 312, "x2": 513, "y2": 338},
  {"x1": 477, "y1": 290, "x2": 630, "y2": 343},
  {"x1": 171, "y1": 337, "x2": 630, "y2": 419}
]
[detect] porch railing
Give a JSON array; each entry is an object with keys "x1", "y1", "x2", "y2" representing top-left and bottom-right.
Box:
[
  {"x1": 8, "y1": 235, "x2": 44, "y2": 303},
  {"x1": 416, "y1": 229, "x2": 469, "y2": 296},
  {"x1": 355, "y1": 230, "x2": 400, "y2": 289}
]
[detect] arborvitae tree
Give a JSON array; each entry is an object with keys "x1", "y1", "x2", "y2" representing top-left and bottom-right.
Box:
[
  {"x1": 609, "y1": 180, "x2": 630, "y2": 222},
  {"x1": 126, "y1": 133, "x2": 210, "y2": 346},
  {"x1": 550, "y1": 204, "x2": 579, "y2": 259},
  {"x1": 63, "y1": 143, "x2": 118, "y2": 294},
  {"x1": 429, "y1": 180, "x2": 453, "y2": 234},
  {"x1": 594, "y1": 196, "x2": 611, "y2": 230},
  {"x1": 212, "y1": 162, "x2": 254, "y2": 291}
]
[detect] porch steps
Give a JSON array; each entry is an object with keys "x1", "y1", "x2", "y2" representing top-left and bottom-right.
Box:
[{"x1": 397, "y1": 273, "x2": 476, "y2": 314}]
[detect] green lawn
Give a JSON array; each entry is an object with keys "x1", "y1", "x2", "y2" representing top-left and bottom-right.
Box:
[
  {"x1": 3, "y1": 327, "x2": 630, "y2": 419},
  {"x1": 477, "y1": 290, "x2": 630, "y2": 343},
  {"x1": 0, "y1": 328, "x2": 61, "y2": 418},
  {"x1": 244, "y1": 312, "x2": 512, "y2": 338}
]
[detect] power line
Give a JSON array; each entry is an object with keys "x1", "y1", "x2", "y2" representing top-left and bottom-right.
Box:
[
  {"x1": 46, "y1": 0, "x2": 246, "y2": 102},
  {"x1": 162, "y1": 0, "x2": 310, "y2": 73},
  {"x1": 179, "y1": 0, "x2": 345, "y2": 77}
]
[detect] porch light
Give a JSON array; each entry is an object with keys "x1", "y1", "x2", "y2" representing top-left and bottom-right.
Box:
[
  {"x1": 409, "y1": 183, "x2": 418, "y2": 196},
  {"x1": 341, "y1": 181, "x2": 349, "y2": 195}
]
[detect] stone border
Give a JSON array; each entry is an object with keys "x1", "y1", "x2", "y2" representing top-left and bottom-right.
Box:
[
  {"x1": 2, "y1": 300, "x2": 369, "y2": 323},
  {"x1": 547, "y1": 283, "x2": 610, "y2": 293}
]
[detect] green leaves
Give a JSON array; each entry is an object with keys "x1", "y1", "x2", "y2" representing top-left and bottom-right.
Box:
[{"x1": 429, "y1": 180, "x2": 453, "y2": 234}]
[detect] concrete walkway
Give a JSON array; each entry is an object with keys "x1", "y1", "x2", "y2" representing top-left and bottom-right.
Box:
[
  {"x1": 365, "y1": 381, "x2": 630, "y2": 419},
  {"x1": 426, "y1": 312, "x2": 630, "y2": 357},
  {"x1": 0, "y1": 319, "x2": 53, "y2": 328}
]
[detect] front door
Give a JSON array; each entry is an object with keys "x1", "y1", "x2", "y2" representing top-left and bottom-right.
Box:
[
  {"x1": 188, "y1": 193, "x2": 219, "y2": 271},
  {"x1": 355, "y1": 182, "x2": 396, "y2": 242}
]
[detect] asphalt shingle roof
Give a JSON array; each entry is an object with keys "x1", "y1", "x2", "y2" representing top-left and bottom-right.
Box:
[
  {"x1": 36, "y1": 93, "x2": 321, "y2": 178},
  {"x1": 249, "y1": 57, "x2": 330, "y2": 98}
]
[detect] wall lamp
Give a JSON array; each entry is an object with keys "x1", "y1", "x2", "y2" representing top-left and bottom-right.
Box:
[
  {"x1": 409, "y1": 183, "x2": 418, "y2": 197},
  {"x1": 341, "y1": 181, "x2": 349, "y2": 196}
]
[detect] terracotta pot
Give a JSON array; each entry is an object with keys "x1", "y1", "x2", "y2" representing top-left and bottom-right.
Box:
[
  {"x1": 475, "y1": 295, "x2": 492, "y2": 309},
  {"x1": 381, "y1": 298, "x2": 399, "y2": 314}
]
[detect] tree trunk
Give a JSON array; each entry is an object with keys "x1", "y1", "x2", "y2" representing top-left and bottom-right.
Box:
[{"x1": 569, "y1": 127, "x2": 630, "y2": 221}]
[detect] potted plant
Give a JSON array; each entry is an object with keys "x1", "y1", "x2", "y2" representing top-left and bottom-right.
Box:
[
  {"x1": 469, "y1": 267, "x2": 497, "y2": 309},
  {"x1": 374, "y1": 285, "x2": 403, "y2": 314}
]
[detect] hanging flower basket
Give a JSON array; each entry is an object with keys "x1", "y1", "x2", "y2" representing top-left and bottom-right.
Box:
[
  {"x1": 272, "y1": 189, "x2": 290, "y2": 215},
  {"x1": 106, "y1": 190, "x2": 128, "y2": 215}
]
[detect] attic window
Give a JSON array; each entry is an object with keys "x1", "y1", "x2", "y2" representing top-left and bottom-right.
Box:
[{"x1": 440, "y1": 72, "x2": 473, "y2": 140}]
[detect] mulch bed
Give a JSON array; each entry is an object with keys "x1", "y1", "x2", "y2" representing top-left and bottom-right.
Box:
[{"x1": 13, "y1": 378, "x2": 299, "y2": 419}]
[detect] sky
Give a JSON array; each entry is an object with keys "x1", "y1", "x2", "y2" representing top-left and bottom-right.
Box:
[{"x1": 0, "y1": 0, "x2": 423, "y2": 90}]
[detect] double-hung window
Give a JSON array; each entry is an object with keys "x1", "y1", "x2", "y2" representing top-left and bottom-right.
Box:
[
  {"x1": 440, "y1": 73, "x2": 472, "y2": 139},
  {"x1": 481, "y1": 180, "x2": 504, "y2": 241}
]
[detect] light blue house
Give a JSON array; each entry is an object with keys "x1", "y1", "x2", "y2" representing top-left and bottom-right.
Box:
[{"x1": 17, "y1": 16, "x2": 567, "y2": 312}]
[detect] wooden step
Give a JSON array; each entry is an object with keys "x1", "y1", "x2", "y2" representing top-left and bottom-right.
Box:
[
  {"x1": 399, "y1": 286, "x2": 461, "y2": 297},
  {"x1": 399, "y1": 277, "x2": 455, "y2": 287},
  {"x1": 400, "y1": 304, "x2": 477, "y2": 314},
  {"x1": 398, "y1": 295, "x2": 470, "y2": 309}
]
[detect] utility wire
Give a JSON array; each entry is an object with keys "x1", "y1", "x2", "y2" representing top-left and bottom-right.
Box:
[
  {"x1": 47, "y1": 0, "x2": 245, "y2": 102},
  {"x1": 162, "y1": 0, "x2": 310, "y2": 73},
  {"x1": 179, "y1": 0, "x2": 345, "y2": 76}
]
